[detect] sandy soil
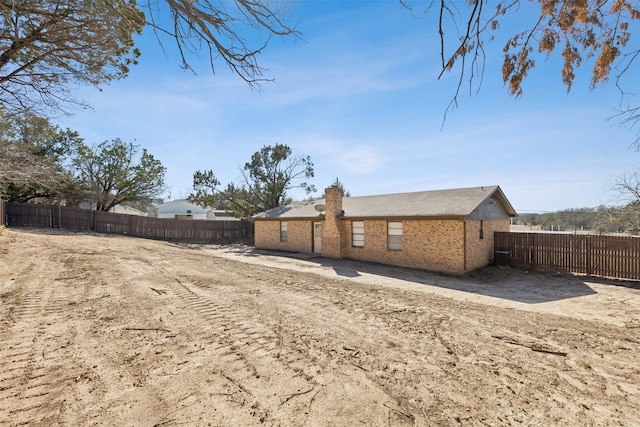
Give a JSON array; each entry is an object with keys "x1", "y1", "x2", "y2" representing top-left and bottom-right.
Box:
[{"x1": 1, "y1": 227, "x2": 639, "y2": 427}]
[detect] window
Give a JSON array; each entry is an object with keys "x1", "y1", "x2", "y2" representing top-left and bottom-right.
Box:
[
  {"x1": 479, "y1": 220, "x2": 484, "y2": 240},
  {"x1": 280, "y1": 221, "x2": 288, "y2": 242},
  {"x1": 387, "y1": 221, "x2": 402, "y2": 251},
  {"x1": 352, "y1": 221, "x2": 364, "y2": 247}
]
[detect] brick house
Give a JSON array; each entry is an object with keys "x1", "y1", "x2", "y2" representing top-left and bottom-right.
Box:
[{"x1": 253, "y1": 185, "x2": 517, "y2": 274}]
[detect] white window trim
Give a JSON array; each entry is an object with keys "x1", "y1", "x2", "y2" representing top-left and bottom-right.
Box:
[{"x1": 280, "y1": 221, "x2": 288, "y2": 242}]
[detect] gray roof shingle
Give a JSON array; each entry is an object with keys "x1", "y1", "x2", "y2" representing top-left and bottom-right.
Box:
[{"x1": 255, "y1": 185, "x2": 516, "y2": 219}]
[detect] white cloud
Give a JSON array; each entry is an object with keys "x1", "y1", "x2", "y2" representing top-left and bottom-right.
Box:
[{"x1": 295, "y1": 135, "x2": 385, "y2": 175}]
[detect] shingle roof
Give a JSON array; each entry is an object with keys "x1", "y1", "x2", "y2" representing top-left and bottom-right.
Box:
[{"x1": 254, "y1": 185, "x2": 516, "y2": 219}]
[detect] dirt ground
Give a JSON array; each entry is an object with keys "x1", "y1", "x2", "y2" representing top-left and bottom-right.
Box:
[{"x1": 1, "y1": 228, "x2": 639, "y2": 427}]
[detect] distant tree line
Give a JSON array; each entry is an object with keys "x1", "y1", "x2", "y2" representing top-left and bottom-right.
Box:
[{"x1": 514, "y1": 206, "x2": 640, "y2": 235}]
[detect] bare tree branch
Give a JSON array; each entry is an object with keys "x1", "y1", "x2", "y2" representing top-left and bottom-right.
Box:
[{"x1": 140, "y1": 0, "x2": 299, "y2": 87}]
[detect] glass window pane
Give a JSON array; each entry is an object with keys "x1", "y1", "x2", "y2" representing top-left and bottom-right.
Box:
[
  {"x1": 388, "y1": 222, "x2": 402, "y2": 235},
  {"x1": 388, "y1": 234, "x2": 402, "y2": 250},
  {"x1": 352, "y1": 221, "x2": 364, "y2": 247}
]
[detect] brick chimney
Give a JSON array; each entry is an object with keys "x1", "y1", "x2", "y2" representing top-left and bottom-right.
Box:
[{"x1": 322, "y1": 186, "x2": 344, "y2": 258}]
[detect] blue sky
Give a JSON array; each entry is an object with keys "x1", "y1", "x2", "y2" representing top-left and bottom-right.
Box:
[{"x1": 58, "y1": 1, "x2": 639, "y2": 213}]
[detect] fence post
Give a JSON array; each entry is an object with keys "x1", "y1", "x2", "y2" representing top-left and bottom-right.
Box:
[
  {"x1": 532, "y1": 233, "x2": 537, "y2": 270},
  {"x1": 586, "y1": 235, "x2": 591, "y2": 276}
]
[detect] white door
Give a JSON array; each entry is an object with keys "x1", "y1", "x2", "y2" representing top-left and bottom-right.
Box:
[{"x1": 313, "y1": 222, "x2": 322, "y2": 253}]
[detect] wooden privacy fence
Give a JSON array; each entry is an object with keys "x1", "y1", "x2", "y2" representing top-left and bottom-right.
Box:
[
  {"x1": 495, "y1": 231, "x2": 640, "y2": 281},
  {"x1": 0, "y1": 198, "x2": 5, "y2": 226},
  {"x1": 5, "y1": 202, "x2": 253, "y2": 242}
]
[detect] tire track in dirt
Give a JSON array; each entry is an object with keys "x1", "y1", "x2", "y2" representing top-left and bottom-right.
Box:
[
  {"x1": 232, "y1": 274, "x2": 455, "y2": 421},
  {"x1": 133, "y1": 260, "x2": 459, "y2": 424},
  {"x1": 0, "y1": 239, "x2": 117, "y2": 427},
  {"x1": 131, "y1": 260, "x2": 399, "y2": 425},
  {"x1": 153, "y1": 267, "x2": 327, "y2": 425},
  {"x1": 72, "y1": 253, "x2": 287, "y2": 426},
  {"x1": 161, "y1": 263, "x2": 439, "y2": 424},
  {"x1": 0, "y1": 279, "x2": 82, "y2": 426}
]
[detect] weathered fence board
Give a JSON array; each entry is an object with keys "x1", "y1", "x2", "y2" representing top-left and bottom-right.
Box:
[
  {"x1": 6, "y1": 202, "x2": 253, "y2": 243},
  {"x1": 495, "y1": 231, "x2": 640, "y2": 281},
  {"x1": 7, "y1": 203, "x2": 55, "y2": 228},
  {"x1": 59, "y1": 206, "x2": 94, "y2": 230}
]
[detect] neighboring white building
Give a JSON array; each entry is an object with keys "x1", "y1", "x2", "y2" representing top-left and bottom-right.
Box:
[
  {"x1": 152, "y1": 199, "x2": 240, "y2": 221},
  {"x1": 153, "y1": 199, "x2": 210, "y2": 220}
]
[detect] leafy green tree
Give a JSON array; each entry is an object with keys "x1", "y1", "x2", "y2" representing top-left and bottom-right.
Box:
[
  {"x1": 0, "y1": 113, "x2": 81, "y2": 202},
  {"x1": 245, "y1": 144, "x2": 315, "y2": 208},
  {"x1": 0, "y1": 1, "x2": 144, "y2": 115},
  {"x1": 72, "y1": 139, "x2": 166, "y2": 212},
  {"x1": 189, "y1": 143, "x2": 315, "y2": 218}
]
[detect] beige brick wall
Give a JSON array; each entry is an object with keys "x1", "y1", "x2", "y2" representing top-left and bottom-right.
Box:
[
  {"x1": 464, "y1": 219, "x2": 510, "y2": 271},
  {"x1": 254, "y1": 219, "x2": 313, "y2": 253},
  {"x1": 256, "y1": 216, "x2": 511, "y2": 275},
  {"x1": 343, "y1": 219, "x2": 466, "y2": 274}
]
